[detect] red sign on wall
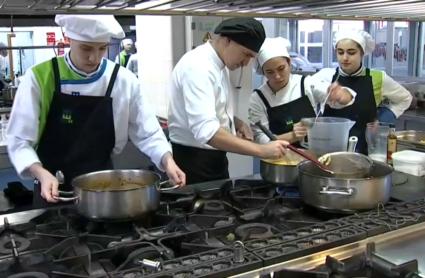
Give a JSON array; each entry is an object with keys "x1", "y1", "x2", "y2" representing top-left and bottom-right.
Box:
[{"x1": 46, "y1": 32, "x2": 56, "y2": 46}]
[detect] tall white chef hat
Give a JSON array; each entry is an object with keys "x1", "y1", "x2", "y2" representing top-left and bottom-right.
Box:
[
  {"x1": 254, "y1": 37, "x2": 291, "y2": 75},
  {"x1": 334, "y1": 30, "x2": 375, "y2": 55},
  {"x1": 55, "y1": 14, "x2": 125, "y2": 43}
]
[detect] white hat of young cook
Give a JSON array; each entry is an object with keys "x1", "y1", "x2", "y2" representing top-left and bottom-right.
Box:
[
  {"x1": 334, "y1": 30, "x2": 375, "y2": 55},
  {"x1": 55, "y1": 14, "x2": 125, "y2": 42},
  {"x1": 254, "y1": 37, "x2": 292, "y2": 75}
]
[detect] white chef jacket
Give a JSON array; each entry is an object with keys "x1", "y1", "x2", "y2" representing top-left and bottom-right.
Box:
[
  {"x1": 168, "y1": 42, "x2": 235, "y2": 150},
  {"x1": 314, "y1": 67, "x2": 412, "y2": 118},
  {"x1": 249, "y1": 74, "x2": 356, "y2": 144},
  {"x1": 7, "y1": 52, "x2": 170, "y2": 179},
  {"x1": 126, "y1": 54, "x2": 138, "y2": 77}
]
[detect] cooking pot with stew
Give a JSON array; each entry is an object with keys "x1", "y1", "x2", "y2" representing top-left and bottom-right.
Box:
[
  {"x1": 260, "y1": 150, "x2": 309, "y2": 184},
  {"x1": 56, "y1": 169, "x2": 179, "y2": 221},
  {"x1": 298, "y1": 159, "x2": 393, "y2": 213}
]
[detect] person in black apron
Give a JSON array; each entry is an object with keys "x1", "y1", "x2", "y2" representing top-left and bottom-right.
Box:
[
  {"x1": 33, "y1": 58, "x2": 119, "y2": 207},
  {"x1": 321, "y1": 30, "x2": 380, "y2": 155},
  {"x1": 323, "y1": 68, "x2": 376, "y2": 154},
  {"x1": 6, "y1": 15, "x2": 186, "y2": 207},
  {"x1": 250, "y1": 37, "x2": 354, "y2": 147},
  {"x1": 315, "y1": 30, "x2": 412, "y2": 155},
  {"x1": 253, "y1": 76, "x2": 315, "y2": 148},
  {"x1": 169, "y1": 18, "x2": 290, "y2": 185}
]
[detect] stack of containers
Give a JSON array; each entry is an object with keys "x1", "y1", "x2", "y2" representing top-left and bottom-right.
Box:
[{"x1": 392, "y1": 150, "x2": 425, "y2": 176}]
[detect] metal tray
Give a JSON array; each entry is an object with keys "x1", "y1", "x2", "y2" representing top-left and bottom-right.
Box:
[{"x1": 396, "y1": 130, "x2": 425, "y2": 151}]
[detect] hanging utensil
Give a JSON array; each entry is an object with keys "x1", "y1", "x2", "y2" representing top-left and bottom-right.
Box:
[{"x1": 254, "y1": 121, "x2": 334, "y2": 175}]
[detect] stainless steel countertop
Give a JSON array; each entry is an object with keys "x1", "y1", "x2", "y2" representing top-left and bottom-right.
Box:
[
  {"x1": 232, "y1": 222, "x2": 425, "y2": 277},
  {"x1": 401, "y1": 108, "x2": 425, "y2": 119}
]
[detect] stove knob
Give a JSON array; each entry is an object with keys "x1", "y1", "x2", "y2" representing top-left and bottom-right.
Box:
[
  {"x1": 139, "y1": 258, "x2": 162, "y2": 271},
  {"x1": 233, "y1": 240, "x2": 245, "y2": 263}
]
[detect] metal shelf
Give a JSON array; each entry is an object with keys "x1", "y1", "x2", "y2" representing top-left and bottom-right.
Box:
[{"x1": 0, "y1": 0, "x2": 424, "y2": 21}]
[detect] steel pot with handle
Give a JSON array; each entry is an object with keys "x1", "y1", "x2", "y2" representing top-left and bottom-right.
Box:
[
  {"x1": 56, "y1": 169, "x2": 179, "y2": 221},
  {"x1": 298, "y1": 159, "x2": 393, "y2": 213},
  {"x1": 260, "y1": 149, "x2": 315, "y2": 184},
  {"x1": 260, "y1": 158, "x2": 299, "y2": 184}
]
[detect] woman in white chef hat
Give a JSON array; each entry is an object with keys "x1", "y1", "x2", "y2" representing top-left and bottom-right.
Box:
[
  {"x1": 249, "y1": 37, "x2": 355, "y2": 146},
  {"x1": 314, "y1": 30, "x2": 412, "y2": 154},
  {"x1": 7, "y1": 14, "x2": 186, "y2": 206}
]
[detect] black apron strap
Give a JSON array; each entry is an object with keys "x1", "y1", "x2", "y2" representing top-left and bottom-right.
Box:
[
  {"x1": 105, "y1": 64, "x2": 120, "y2": 97},
  {"x1": 300, "y1": 75, "x2": 306, "y2": 97},
  {"x1": 254, "y1": 89, "x2": 271, "y2": 109},
  {"x1": 332, "y1": 68, "x2": 339, "y2": 82},
  {"x1": 51, "y1": 57, "x2": 61, "y2": 93}
]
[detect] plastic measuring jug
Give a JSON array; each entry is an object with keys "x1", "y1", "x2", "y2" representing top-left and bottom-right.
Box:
[{"x1": 300, "y1": 117, "x2": 355, "y2": 156}]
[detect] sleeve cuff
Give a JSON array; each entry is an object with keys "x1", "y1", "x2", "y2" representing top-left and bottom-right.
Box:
[{"x1": 194, "y1": 120, "x2": 221, "y2": 144}]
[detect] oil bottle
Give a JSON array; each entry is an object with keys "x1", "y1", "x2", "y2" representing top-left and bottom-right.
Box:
[{"x1": 386, "y1": 124, "x2": 397, "y2": 165}]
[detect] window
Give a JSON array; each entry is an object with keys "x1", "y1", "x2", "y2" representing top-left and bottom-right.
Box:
[
  {"x1": 298, "y1": 20, "x2": 324, "y2": 67},
  {"x1": 393, "y1": 21, "x2": 409, "y2": 76},
  {"x1": 370, "y1": 21, "x2": 387, "y2": 71}
]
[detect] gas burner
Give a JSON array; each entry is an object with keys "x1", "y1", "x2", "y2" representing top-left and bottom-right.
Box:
[
  {"x1": 235, "y1": 223, "x2": 275, "y2": 240},
  {"x1": 0, "y1": 234, "x2": 31, "y2": 255},
  {"x1": 203, "y1": 200, "x2": 226, "y2": 213},
  {"x1": 7, "y1": 272, "x2": 49, "y2": 278},
  {"x1": 230, "y1": 185, "x2": 276, "y2": 204}
]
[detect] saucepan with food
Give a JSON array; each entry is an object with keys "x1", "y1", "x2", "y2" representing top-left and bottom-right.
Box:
[
  {"x1": 260, "y1": 151, "x2": 308, "y2": 184},
  {"x1": 55, "y1": 169, "x2": 179, "y2": 221}
]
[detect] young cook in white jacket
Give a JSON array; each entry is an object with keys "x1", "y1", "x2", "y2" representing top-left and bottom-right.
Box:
[
  {"x1": 249, "y1": 37, "x2": 355, "y2": 146},
  {"x1": 314, "y1": 30, "x2": 412, "y2": 154},
  {"x1": 168, "y1": 18, "x2": 290, "y2": 185},
  {"x1": 7, "y1": 15, "x2": 185, "y2": 205}
]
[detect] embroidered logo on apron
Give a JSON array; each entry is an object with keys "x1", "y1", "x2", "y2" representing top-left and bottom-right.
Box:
[{"x1": 61, "y1": 110, "x2": 73, "y2": 124}]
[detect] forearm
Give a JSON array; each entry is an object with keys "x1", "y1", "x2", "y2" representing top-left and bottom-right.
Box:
[
  {"x1": 28, "y1": 162, "x2": 50, "y2": 181},
  {"x1": 276, "y1": 131, "x2": 297, "y2": 144},
  {"x1": 208, "y1": 128, "x2": 262, "y2": 157}
]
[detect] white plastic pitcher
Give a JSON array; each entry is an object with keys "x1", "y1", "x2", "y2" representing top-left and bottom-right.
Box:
[{"x1": 301, "y1": 117, "x2": 355, "y2": 156}]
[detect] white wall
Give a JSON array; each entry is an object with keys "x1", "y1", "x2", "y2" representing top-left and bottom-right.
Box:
[{"x1": 135, "y1": 16, "x2": 173, "y2": 118}]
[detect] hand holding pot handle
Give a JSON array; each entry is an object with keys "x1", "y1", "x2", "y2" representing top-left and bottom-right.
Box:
[
  {"x1": 54, "y1": 170, "x2": 78, "y2": 202},
  {"x1": 157, "y1": 180, "x2": 180, "y2": 192}
]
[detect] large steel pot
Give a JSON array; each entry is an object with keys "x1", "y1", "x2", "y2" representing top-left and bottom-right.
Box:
[
  {"x1": 298, "y1": 160, "x2": 393, "y2": 213},
  {"x1": 57, "y1": 169, "x2": 178, "y2": 221}
]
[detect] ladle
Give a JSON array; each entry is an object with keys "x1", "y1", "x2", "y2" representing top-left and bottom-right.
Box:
[
  {"x1": 254, "y1": 121, "x2": 334, "y2": 175},
  {"x1": 313, "y1": 71, "x2": 340, "y2": 123}
]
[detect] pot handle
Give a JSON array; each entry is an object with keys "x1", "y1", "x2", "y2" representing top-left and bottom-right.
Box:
[
  {"x1": 54, "y1": 191, "x2": 79, "y2": 202},
  {"x1": 319, "y1": 186, "x2": 354, "y2": 196},
  {"x1": 157, "y1": 180, "x2": 180, "y2": 192}
]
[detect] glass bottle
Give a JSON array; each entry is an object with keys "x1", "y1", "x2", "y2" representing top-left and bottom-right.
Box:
[{"x1": 386, "y1": 124, "x2": 397, "y2": 165}]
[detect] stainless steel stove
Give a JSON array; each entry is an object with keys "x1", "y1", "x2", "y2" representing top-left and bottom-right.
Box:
[{"x1": 0, "y1": 179, "x2": 424, "y2": 277}]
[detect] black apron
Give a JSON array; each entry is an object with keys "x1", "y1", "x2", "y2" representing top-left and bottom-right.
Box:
[
  {"x1": 171, "y1": 143, "x2": 229, "y2": 185},
  {"x1": 254, "y1": 75, "x2": 316, "y2": 147},
  {"x1": 323, "y1": 68, "x2": 377, "y2": 154},
  {"x1": 33, "y1": 58, "x2": 119, "y2": 207}
]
